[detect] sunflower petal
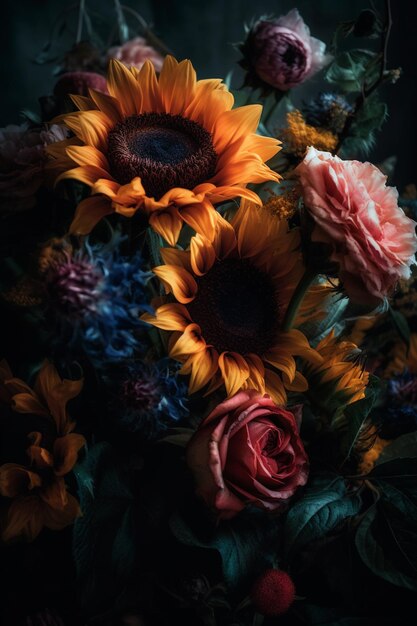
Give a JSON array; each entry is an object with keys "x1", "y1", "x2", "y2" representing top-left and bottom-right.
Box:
[
  {"x1": 218, "y1": 352, "x2": 250, "y2": 397},
  {"x1": 180, "y1": 201, "x2": 218, "y2": 241},
  {"x1": 149, "y1": 210, "x2": 183, "y2": 246},
  {"x1": 70, "y1": 196, "x2": 114, "y2": 235},
  {"x1": 141, "y1": 303, "x2": 191, "y2": 331},
  {"x1": 169, "y1": 324, "x2": 206, "y2": 359},
  {"x1": 180, "y1": 347, "x2": 219, "y2": 394},
  {"x1": 153, "y1": 265, "x2": 197, "y2": 304},
  {"x1": 107, "y1": 59, "x2": 142, "y2": 116},
  {"x1": 190, "y1": 234, "x2": 216, "y2": 276}
]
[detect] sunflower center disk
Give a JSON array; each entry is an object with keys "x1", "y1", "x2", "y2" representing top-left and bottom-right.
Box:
[
  {"x1": 188, "y1": 259, "x2": 279, "y2": 355},
  {"x1": 107, "y1": 112, "x2": 218, "y2": 199}
]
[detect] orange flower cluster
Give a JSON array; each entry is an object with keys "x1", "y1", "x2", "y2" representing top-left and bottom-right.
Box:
[
  {"x1": 0, "y1": 361, "x2": 85, "y2": 542},
  {"x1": 281, "y1": 110, "x2": 338, "y2": 157}
]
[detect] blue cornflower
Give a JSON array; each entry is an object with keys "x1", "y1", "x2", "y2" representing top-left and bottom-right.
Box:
[
  {"x1": 104, "y1": 359, "x2": 189, "y2": 440},
  {"x1": 378, "y1": 371, "x2": 417, "y2": 439},
  {"x1": 43, "y1": 232, "x2": 152, "y2": 364},
  {"x1": 303, "y1": 92, "x2": 353, "y2": 134}
]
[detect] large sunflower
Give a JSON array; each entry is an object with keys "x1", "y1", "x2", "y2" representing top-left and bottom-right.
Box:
[
  {"x1": 49, "y1": 56, "x2": 281, "y2": 245},
  {"x1": 142, "y1": 200, "x2": 328, "y2": 402}
]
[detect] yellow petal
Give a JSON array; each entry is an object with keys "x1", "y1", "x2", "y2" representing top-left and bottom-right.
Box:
[
  {"x1": 180, "y1": 201, "x2": 218, "y2": 241},
  {"x1": 141, "y1": 303, "x2": 191, "y2": 331},
  {"x1": 153, "y1": 265, "x2": 197, "y2": 304},
  {"x1": 65, "y1": 145, "x2": 110, "y2": 171},
  {"x1": 137, "y1": 60, "x2": 160, "y2": 112},
  {"x1": 190, "y1": 234, "x2": 216, "y2": 276},
  {"x1": 70, "y1": 195, "x2": 114, "y2": 235},
  {"x1": 169, "y1": 324, "x2": 206, "y2": 359},
  {"x1": 180, "y1": 347, "x2": 219, "y2": 394},
  {"x1": 88, "y1": 88, "x2": 123, "y2": 123},
  {"x1": 218, "y1": 352, "x2": 250, "y2": 397},
  {"x1": 149, "y1": 210, "x2": 183, "y2": 246},
  {"x1": 159, "y1": 56, "x2": 196, "y2": 115},
  {"x1": 107, "y1": 58, "x2": 143, "y2": 116}
]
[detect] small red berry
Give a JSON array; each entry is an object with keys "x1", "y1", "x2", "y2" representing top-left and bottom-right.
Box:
[{"x1": 251, "y1": 568, "x2": 295, "y2": 616}]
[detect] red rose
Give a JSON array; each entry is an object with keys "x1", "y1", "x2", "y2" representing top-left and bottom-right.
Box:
[{"x1": 186, "y1": 390, "x2": 309, "y2": 519}]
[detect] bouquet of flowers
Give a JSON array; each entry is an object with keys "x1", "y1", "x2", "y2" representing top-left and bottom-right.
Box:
[{"x1": 1, "y1": 2, "x2": 416, "y2": 625}]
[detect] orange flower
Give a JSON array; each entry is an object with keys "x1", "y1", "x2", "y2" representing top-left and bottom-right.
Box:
[
  {"x1": 0, "y1": 360, "x2": 85, "y2": 542},
  {"x1": 142, "y1": 200, "x2": 327, "y2": 403},
  {"x1": 49, "y1": 56, "x2": 281, "y2": 245}
]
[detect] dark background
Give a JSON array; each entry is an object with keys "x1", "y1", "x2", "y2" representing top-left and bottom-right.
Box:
[{"x1": 1, "y1": 0, "x2": 416, "y2": 189}]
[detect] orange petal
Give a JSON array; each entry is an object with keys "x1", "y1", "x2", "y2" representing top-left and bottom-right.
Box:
[
  {"x1": 53, "y1": 433, "x2": 86, "y2": 476},
  {"x1": 65, "y1": 145, "x2": 110, "y2": 171},
  {"x1": 149, "y1": 210, "x2": 183, "y2": 246},
  {"x1": 180, "y1": 347, "x2": 219, "y2": 394},
  {"x1": 244, "y1": 354, "x2": 266, "y2": 394},
  {"x1": 27, "y1": 445, "x2": 54, "y2": 469},
  {"x1": 40, "y1": 477, "x2": 68, "y2": 510},
  {"x1": 212, "y1": 213, "x2": 237, "y2": 259},
  {"x1": 57, "y1": 165, "x2": 110, "y2": 187},
  {"x1": 169, "y1": 324, "x2": 207, "y2": 359},
  {"x1": 190, "y1": 234, "x2": 216, "y2": 276},
  {"x1": 180, "y1": 201, "x2": 218, "y2": 241},
  {"x1": 158, "y1": 56, "x2": 196, "y2": 115},
  {"x1": 107, "y1": 59, "x2": 143, "y2": 116},
  {"x1": 70, "y1": 196, "x2": 114, "y2": 235},
  {"x1": 263, "y1": 351, "x2": 296, "y2": 382},
  {"x1": 137, "y1": 60, "x2": 160, "y2": 112},
  {"x1": 265, "y1": 369, "x2": 287, "y2": 406},
  {"x1": 10, "y1": 392, "x2": 49, "y2": 417},
  {"x1": 185, "y1": 81, "x2": 234, "y2": 132},
  {"x1": 88, "y1": 88, "x2": 123, "y2": 123},
  {"x1": 70, "y1": 94, "x2": 96, "y2": 111},
  {"x1": 43, "y1": 492, "x2": 81, "y2": 531},
  {"x1": 153, "y1": 265, "x2": 197, "y2": 304},
  {"x1": 0, "y1": 463, "x2": 42, "y2": 497},
  {"x1": 65, "y1": 110, "x2": 112, "y2": 151},
  {"x1": 212, "y1": 104, "x2": 262, "y2": 154},
  {"x1": 160, "y1": 247, "x2": 192, "y2": 272},
  {"x1": 2, "y1": 496, "x2": 45, "y2": 542},
  {"x1": 218, "y1": 352, "x2": 250, "y2": 397},
  {"x1": 34, "y1": 361, "x2": 83, "y2": 435},
  {"x1": 283, "y1": 370, "x2": 309, "y2": 392},
  {"x1": 141, "y1": 303, "x2": 192, "y2": 331}
]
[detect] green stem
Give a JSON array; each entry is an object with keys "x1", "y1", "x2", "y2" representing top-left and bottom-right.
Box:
[{"x1": 282, "y1": 269, "x2": 318, "y2": 332}]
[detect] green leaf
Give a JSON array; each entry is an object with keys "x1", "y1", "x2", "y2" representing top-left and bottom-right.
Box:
[
  {"x1": 72, "y1": 443, "x2": 138, "y2": 616},
  {"x1": 388, "y1": 306, "x2": 411, "y2": 348},
  {"x1": 355, "y1": 504, "x2": 417, "y2": 591},
  {"x1": 159, "y1": 427, "x2": 194, "y2": 447},
  {"x1": 325, "y1": 49, "x2": 378, "y2": 93},
  {"x1": 284, "y1": 477, "x2": 362, "y2": 558},
  {"x1": 170, "y1": 507, "x2": 281, "y2": 589},
  {"x1": 376, "y1": 431, "x2": 417, "y2": 466},
  {"x1": 342, "y1": 375, "x2": 381, "y2": 458},
  {"x1": 377, "y1": 482, "x2": 417, "y2": 523}
]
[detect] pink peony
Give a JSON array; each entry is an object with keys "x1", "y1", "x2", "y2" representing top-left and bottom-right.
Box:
[
  {"x1": 186, "y1": 390, "x2": 309, "y2": 519},
  {"x1": 107, "y1": 36, "x2": 164, "y2": 72},
  {"x1": 0, "y1": 123, "x2": 68, "y2": 212},
  {"x1": 243, "y1": 9, "x2": 332, "y2": 91},
  {"x1": 296, "y1": 147, "x2": 417, "y2": 304}
]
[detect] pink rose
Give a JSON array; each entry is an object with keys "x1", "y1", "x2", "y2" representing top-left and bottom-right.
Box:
[
  {"x1": 186, "y1": 390, "x2": 309, "y2": 519},
  {"x1": 0, "y1": 123, "x2": 68, "y2": 212},
  {"x1": 296, "y1": 147, "x2": 417, "y2": 304},
  {"x1": 242, "y1": 9, "x2": 332, "y2": 91},
  {"x1": 107, "y1": 37, "x2": 164, "y2": 72}
]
